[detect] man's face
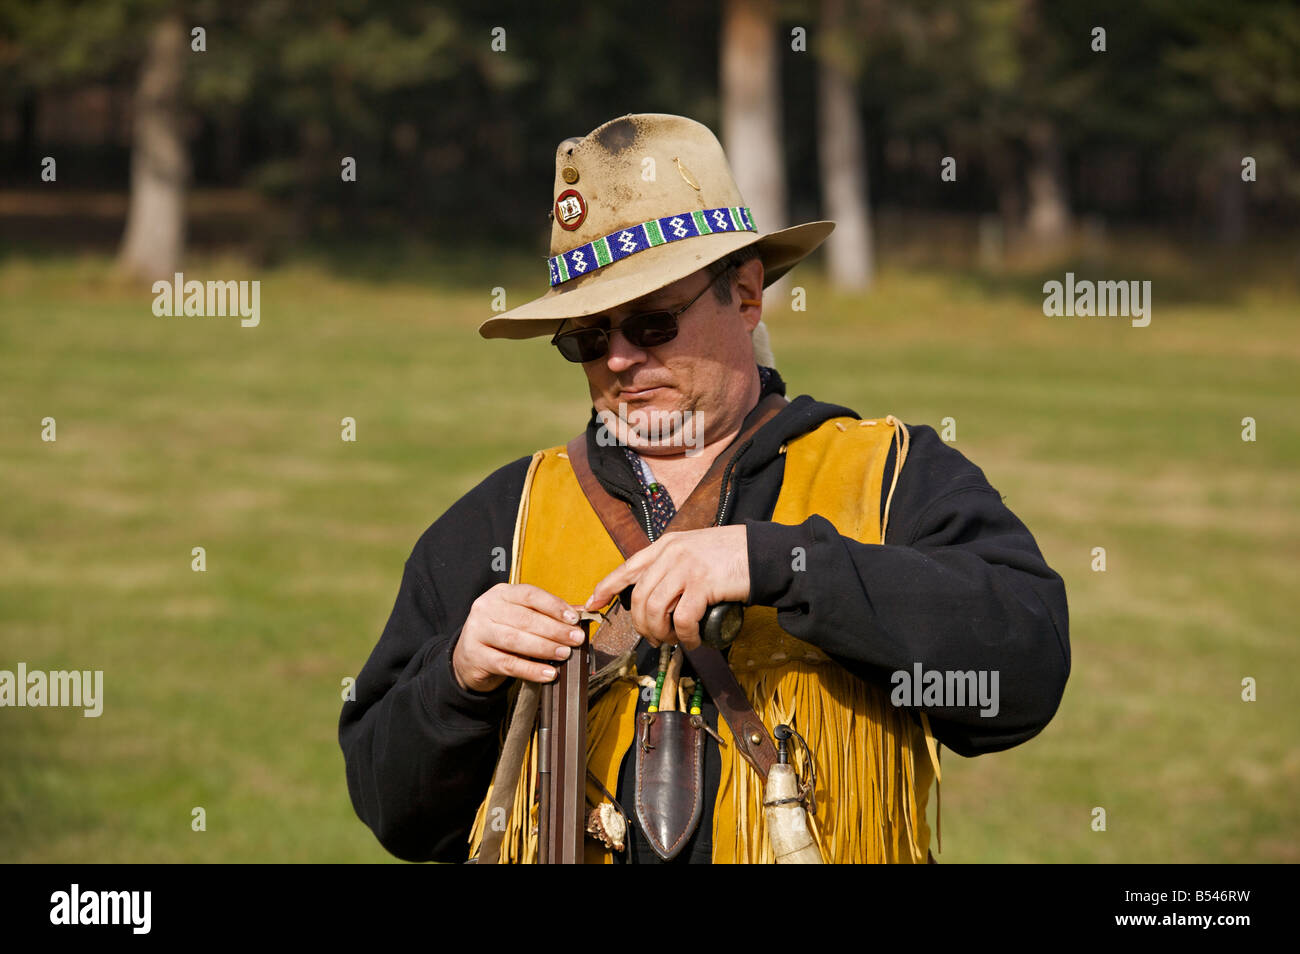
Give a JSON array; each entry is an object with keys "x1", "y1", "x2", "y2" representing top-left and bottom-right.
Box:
[{"x1": 565, "y1": 257, "x2": 764, "y2": 456}]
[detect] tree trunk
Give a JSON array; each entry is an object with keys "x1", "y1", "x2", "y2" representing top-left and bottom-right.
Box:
[
  {"x1": 721, "y1": 0, "x2": 788, "y2": 325},
  {"x1": 1214, "y1": 144, "x2": 1246, "y2": 244},
  {"x1": 721, "y1": 0, "x2": 786, "y2": 235},
  {"x1": 817, "y1": 0, "x2": 873, "y2": 290},
  {"x1": 118, "y1": 14, "x2": 188, "y2": 280},
  {"x1": 1024, "y1": 119, "x2": 1070, "y2": 245}
]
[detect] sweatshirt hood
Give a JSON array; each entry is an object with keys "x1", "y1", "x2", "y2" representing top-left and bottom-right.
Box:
[{"x1": 732, "y1": 393, "x2": 860, "y2": 478}]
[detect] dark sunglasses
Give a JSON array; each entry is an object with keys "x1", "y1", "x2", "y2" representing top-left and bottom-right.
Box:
[{"x1": 551, "y1": 273, "x2": 721, "y2": 363}]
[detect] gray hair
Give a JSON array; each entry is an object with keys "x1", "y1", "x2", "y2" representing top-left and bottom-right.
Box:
[{"x1": 705, "y1": 244, "x2": 764, "y2": 305}]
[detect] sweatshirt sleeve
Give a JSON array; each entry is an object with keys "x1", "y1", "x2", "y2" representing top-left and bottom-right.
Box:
[
  {"x1": 338, "y1": 456, "x2": 530, "y2": 861},
  {"x1": 745, "y1": 424, "x2": 1070, "y2": 757}
]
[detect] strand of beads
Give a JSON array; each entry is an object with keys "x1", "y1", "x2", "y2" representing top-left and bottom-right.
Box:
[
  {"x1": 688, "y1": 677, "x2": 704, "y2": 716},
  {"x1": 648, "y1": 643, "x2": 672, "y2": 713}
]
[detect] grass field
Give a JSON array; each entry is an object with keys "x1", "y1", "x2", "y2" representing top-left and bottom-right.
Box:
[{"x1": 1, "y1": 233, "x2": 1297, "y2": 862}]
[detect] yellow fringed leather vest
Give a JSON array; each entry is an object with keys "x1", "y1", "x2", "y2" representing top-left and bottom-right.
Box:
[{"x1": 467, "y1": 414, "x2": 941, "y2": 863}]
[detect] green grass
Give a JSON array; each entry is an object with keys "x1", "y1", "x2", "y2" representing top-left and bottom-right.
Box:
[{"x1": 1, "y1": 237, "x2": 1297, "y2": 862}]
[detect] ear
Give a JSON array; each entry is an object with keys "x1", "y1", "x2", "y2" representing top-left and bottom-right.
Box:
[{"x1": 735, "y1": 257, "x2": 764, "y2": 332}]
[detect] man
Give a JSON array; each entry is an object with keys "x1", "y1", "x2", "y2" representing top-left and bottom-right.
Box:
[{"x1": 339, "y1": 113, "x2": 1070, "y2": 864}]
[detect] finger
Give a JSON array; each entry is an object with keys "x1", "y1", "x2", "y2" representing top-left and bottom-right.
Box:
[
  {"x1": 671, "y1": 588, "x2": 708, "y2": 650},
  {"x1": 636, "y1": 587, "x2": 677, "y2": 645},
  {"x1": 482, "y1": 647, "x2": 558, "y2": 684},
  {"x1": 484, "y1": 623, "x2": 580, "y2": 663},
  {"x1": 492, "y1": 603, "x2": 586, "y2": 647},
  {"x1": 509, "y1": 583, "x2": 582, "y2": 624},
  {"x1": 585, "y1": 543, "x2": 661, "y2": 610},
  {"x1": 634, "y1": 562, "x2": 685, "y2": 646},
  {"x1": 586, "y1": 566, "x2": 635, "y2": 611}
]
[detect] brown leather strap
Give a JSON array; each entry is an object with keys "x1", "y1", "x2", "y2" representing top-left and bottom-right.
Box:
[
  {"x1": 566, "y1": 434, "x2": 647, "y2": 562},
  {"x1": 567, "y1": 392, "x2": 788, "y2": 779},
  {"x1": 565, "y1": 432, "x2": 648, "y2": 673},
  {"x1": 685, "y1": 644, "x2": 778, "y2": 778}
]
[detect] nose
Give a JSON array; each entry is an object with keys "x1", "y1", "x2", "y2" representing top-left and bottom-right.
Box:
[{"x1": 602, "y1": 326, "x2": 646, "y2": 373}]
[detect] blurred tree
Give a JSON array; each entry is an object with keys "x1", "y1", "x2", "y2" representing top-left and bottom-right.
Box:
[
  {"x1": 816, "y1": 0, "x2": 874, "y2": 289},
  {"x1": 187, "y1": 1, "x2": 472, "y2": 243},
  {"x1": 1156, "y1": 0, "x2": 1300, "y2": 241},
  {"x1": 118, "y1": 12, "x2": 186, "y2": 279},
  {"x1": 0, "y1": 0, "x2": 185, "y2": 274},
  {"x1": 722, "y1": 0, "x2": 787, "y2": 235},
  {"x1": 3, "y1": 0, "x2": 1296, "y2": 256},
  {"x1": 1016, "y1": 0, "x2": 1071, "y2": 245},
  {"x1": 863, "y1": 0, "x2": 1117, "y2": 245}
]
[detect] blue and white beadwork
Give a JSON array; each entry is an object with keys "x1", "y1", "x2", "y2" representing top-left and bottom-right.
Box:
[{"x1": 548, "y1": 205, "x2": 755, "y2": 287}]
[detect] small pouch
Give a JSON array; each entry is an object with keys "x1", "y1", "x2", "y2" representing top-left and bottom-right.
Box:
[{"x1": 634, "y1": 710, "x2": 704, "y2": 861}]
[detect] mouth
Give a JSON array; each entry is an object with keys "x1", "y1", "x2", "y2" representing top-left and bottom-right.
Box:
[{"x1": 618, "y1": 385, "x2": 668, "y2": 401}]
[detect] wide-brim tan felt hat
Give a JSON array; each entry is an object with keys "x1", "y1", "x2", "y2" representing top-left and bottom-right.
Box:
[{"x1": 478, "y1": 113, "x2": 835, "y2": 340}]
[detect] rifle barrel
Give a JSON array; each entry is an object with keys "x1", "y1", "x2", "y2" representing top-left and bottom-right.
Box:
[{"x1": 540, "y1": 632, "x2": 589, "y2": 863}]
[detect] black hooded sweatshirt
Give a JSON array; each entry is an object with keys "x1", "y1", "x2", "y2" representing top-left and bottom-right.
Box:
[{"x1": 339, "y1": 369, "x2": 1070, "y2": 863}]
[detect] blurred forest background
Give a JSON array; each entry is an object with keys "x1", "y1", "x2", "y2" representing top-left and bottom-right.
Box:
[
  {"x1": 1, "y1": 0, "x2": 1297, "y2": 863},
  {"x1": 3, "y1": 0, "x2": 1298, "y2": 272}
]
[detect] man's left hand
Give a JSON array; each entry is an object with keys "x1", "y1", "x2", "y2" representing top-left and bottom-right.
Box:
[{"x1": 585, "y1": 525, "x2": 750, "y2": 649}]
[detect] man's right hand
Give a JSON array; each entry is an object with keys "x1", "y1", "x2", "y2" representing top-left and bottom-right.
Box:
[{"x1": 451, "y1": 583, "x2": 587, "y2": 693}]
